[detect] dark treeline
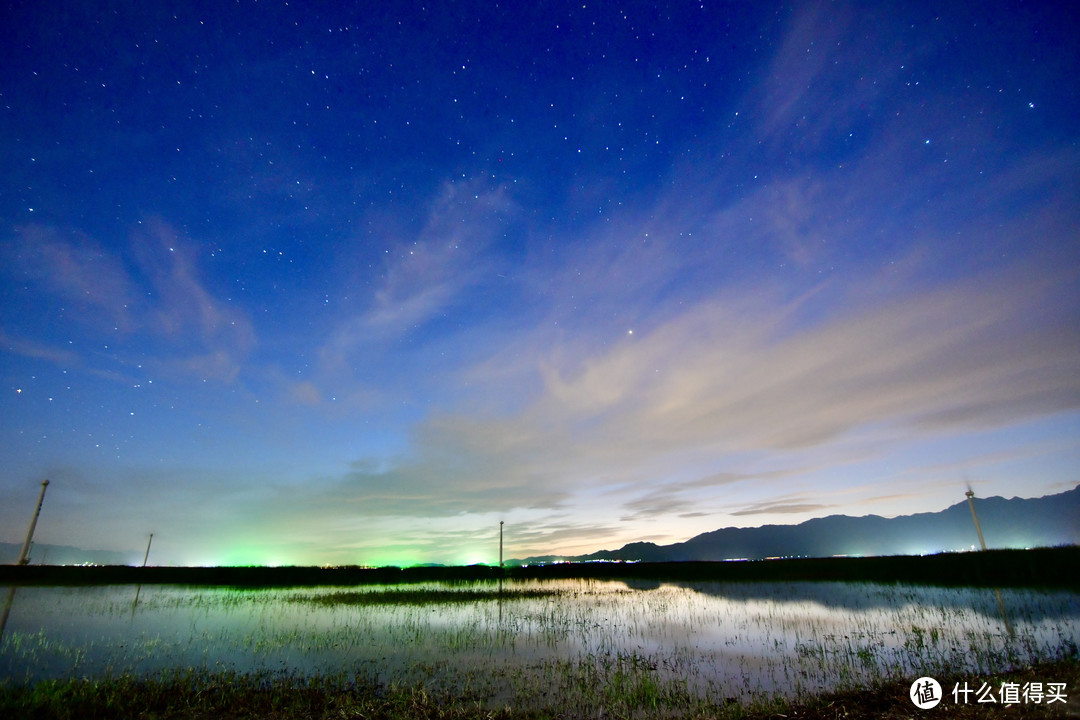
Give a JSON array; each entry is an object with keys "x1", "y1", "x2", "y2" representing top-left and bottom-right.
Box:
[{"x1": 1, "y1": 546, "x2": 1077, "y2": 589}]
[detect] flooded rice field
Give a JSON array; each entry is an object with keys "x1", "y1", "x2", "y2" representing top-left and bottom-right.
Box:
[{"x1": 2, "y1": 579, "x2": 1078, "y2": 706}]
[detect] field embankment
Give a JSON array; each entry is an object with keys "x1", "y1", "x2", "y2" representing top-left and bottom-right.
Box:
[{"x1": 1, "y1": 546, "x2": 1077, "y2": 588}]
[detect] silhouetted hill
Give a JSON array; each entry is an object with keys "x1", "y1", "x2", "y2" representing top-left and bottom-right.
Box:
[{"x1": 510, "y1": 486, "x2": 1079, "y2": 565}]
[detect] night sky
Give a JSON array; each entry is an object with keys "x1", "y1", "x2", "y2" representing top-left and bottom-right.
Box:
[{"x1": 2, "y1": 1, "x2": 1078, "y2": 567}]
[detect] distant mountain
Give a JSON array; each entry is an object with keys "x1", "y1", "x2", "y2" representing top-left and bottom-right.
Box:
[
  {"x1": 0, "y1": 542, "x2": 135, "y2": 566},
  {"x1": 510, "y1": 486, "x2": 1080, "y2": 565}
]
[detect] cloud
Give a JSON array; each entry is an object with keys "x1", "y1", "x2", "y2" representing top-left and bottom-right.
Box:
[
  {"x1": 731, "y1": 502, "x2": 832, "y2": 517},
  {"x1": 0, "y1": 329, "x2": 81, "y2": 367},
  {"x1": 749, "y1": 1, "x2": 932, "y2": 153},
  {"x1": 319, "y1": 180, "x2": 517, "y2": 376},
  {"x1": 287, "y1": 380, "x2": 322, "y2": 406},
  {"x1": 5, "y1": 224, "x2": 138, "y2": 331},
  {"x1": 326, "y1": 263, "x2": 1079, "y2": 527},
  {"x1": 615, "y1": 471, "x2": 789, "y2": 522},
  {"x1": 556, "y1": 270, "x2": 1077, "y2": 454},
  {"x1": 133, "y1": 221, "x2": 256, "y2": 382},
  {"x1": 619, "y1": 488, "x2": 705, "y2": 521},
  {"x1": 2, "y1": 220, "x2": 256, "y2": 385}
]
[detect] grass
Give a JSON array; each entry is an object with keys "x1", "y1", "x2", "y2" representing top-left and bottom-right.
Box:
[{"x1": 1, "y1": 657, "x2": 1076, "y2": 719}]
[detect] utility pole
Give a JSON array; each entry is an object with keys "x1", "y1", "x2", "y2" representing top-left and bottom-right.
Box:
[
  {"x1": 499, "y1": 521, "x2": 504, "y2": 568},
  {"x1": 142, "y1": 533, "x2": 154, "y2": 567},
  {"x1": 17, "y1": 480, "x2": 49, "y2": 565}
]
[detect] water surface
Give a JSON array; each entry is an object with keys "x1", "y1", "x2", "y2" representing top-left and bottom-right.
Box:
[{"x1": 2, "y1": 579, "x2": 1076, "y2": 702}]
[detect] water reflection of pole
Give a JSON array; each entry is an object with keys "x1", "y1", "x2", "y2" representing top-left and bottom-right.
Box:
[
  {"x1": 992, "y1": 588, "x2": 1014, "y2": 637},
  {"x1": 132, "y1": 533, "x2": 154, "y2": 616},
  {"x1": 0, "y1": 587, "x2": 16, "y2": 639},
  {"x1": 965, "y1": 489, "x2": 1014, "y2": 636},
  {"x1": 498, "y1": 521, "x2": 505, "y2": 622},
  {"x1": 130, "y1": 583, "x2": 142, "y2": 619}
]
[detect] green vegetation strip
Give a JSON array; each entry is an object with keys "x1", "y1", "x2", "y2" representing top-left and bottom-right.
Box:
[
  {"x1": 2, "y1": 547, "x2": 1078, "y2": 588},
  {"x1": 2, "y1": 659, "x2": 1076, "y2": 720}
]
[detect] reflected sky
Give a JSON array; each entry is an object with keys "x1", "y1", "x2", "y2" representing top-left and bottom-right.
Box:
[{"x1": 2, "y1": 580, "x2": 1077, "y2": 702}]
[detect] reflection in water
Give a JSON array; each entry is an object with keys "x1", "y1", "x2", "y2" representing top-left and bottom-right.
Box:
[
  {"x1": 676, "y1": 580, "x2": 1059, "y2": 623},
  {"x1": 0, "y1": 587, "x2": 15, "y2": 639},
  {"x1": 993, "y1": 587, "x2": 1014, "y2": 637},
  {"x1": 130, "y1": 584, "x2": 142, "y2": 620},
  {"x1": 0, "y1": 580, "x2": 1076, "y2": 701}
]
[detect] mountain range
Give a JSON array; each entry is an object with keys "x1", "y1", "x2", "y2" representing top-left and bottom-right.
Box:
[{"x1": 509, "y1": 486, "x2": 1080, "y2": 565}]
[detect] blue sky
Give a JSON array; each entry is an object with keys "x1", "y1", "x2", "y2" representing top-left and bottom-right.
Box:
[{"x1": 1, "y1": 1, "x2": 1078, "y2": 566}]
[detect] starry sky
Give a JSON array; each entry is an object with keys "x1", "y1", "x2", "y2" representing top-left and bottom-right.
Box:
[{"x1": 2, "y1": 1, "x2": 1078, "y2": 567}]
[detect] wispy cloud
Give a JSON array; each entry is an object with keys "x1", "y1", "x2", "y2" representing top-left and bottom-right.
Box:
[
  {"x1": 3, "y1": 220, "x2": 255, "y2": 384},
  {"x1": 133, "y1": 221, "x2": 256, "y2": 382},
  {"x1": 5, "y1": 224, "x2": 139, "y2": 332},
  {"x1": 0, "y1": 329, "x2": 81, "y2": 367},
  {"x1": 316, "y1": 180, "x2": 517, "y2": 384},
  {"x1": 750, "y1": 1, "x2": 934, "y2": 152},
  {"x1": 731, "y1": 501, "x2": 832, "y2": 517},
  {"x1": 326, "y1": 264, "x2": 1079, "y2": 534}
]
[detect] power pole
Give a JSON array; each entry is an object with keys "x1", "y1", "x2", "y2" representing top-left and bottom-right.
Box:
[
  {"x1": 499, "y1": 521, "x2": 504, "y2": 568},
  {"x1": 17, "y1": 480, "x2": 49, "y2": 565},
  {"x1": 142, "y1": 533, "x2": 154, "y2": 567}
]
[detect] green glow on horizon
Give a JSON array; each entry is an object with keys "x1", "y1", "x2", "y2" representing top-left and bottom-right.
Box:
[
  {"x1": 182, "y1": 541, "x2": 508, "y2": 568},
  {"x1": 362, "y1": 549, "x2": 426, "y2": 568},
  {"x1": 454, "y1": 546, "x2": 496, "y2": 567},
  {"x1": 210, "y1": 545, "x2": 299, "y2": 568}
]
